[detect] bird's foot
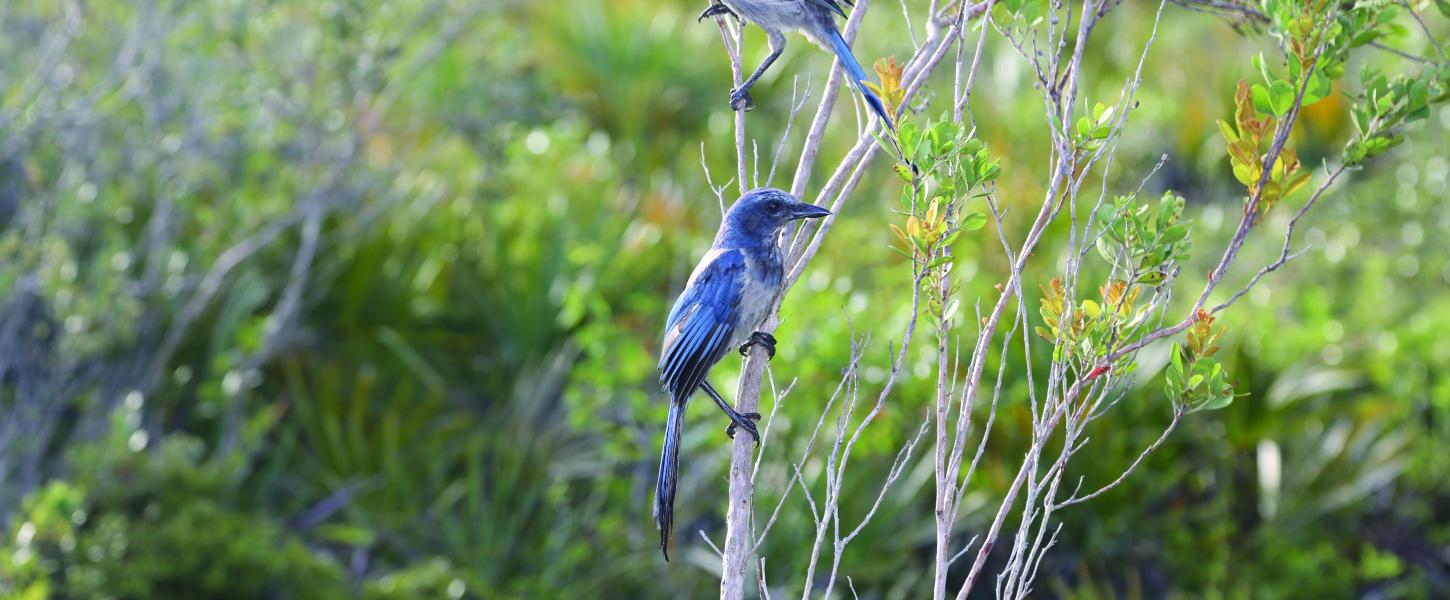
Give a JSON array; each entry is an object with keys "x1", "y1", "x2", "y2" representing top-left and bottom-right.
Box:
[
  {"x1": 724, "y1": 411, "x2": 763, "y2": 445},
  {"x1": 729, "y1": 86, "x2": 755, "y2": 112},
  {"x1": 738, "y1": 331, "x2": 776, "y2": 360},
  {"x1": 697, "y1": 3, "x2": 738, "y2": 23}
]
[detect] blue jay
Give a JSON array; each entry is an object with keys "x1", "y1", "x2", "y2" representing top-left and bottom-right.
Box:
[
  {"x1": 699, "y1": 0, "x2": 895, "y2": 131},
  {"x1": 654, "y1": 188, "x2": 830, "y2": 560}
]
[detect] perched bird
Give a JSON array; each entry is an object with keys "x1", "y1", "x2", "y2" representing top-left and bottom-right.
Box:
[
  {"x1": 699, "y1": 0, "x2": 895, "y2": 131},
  {"x1": 654, "y1": 188, "x2": 830, "y2": 560}
]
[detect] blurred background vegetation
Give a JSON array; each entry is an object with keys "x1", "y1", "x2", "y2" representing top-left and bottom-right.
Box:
[{"x1": 0, "y1": 0, "x2": 1447, "y2": 598}]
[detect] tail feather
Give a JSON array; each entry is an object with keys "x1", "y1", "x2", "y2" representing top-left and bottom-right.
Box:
[
  {"x1": 825, "y1": 29, "x2": 895, "y2": 132},
  {"x1": 654, "y1": 399, "x2": 687, "y2": 561}
]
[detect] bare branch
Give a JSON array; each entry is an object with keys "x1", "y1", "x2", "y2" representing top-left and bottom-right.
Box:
[
  {"x1": 699, "y1": 529, "x2": 725, "y2": 559},
  {"x1": 1055, "y1": 407, "x2": 1183, "y2": 508}
]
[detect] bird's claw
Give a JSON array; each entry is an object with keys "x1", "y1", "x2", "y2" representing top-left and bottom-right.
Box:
[
  {"x1": 725, "y1": 412, "x2": 763, "y2": 446},
  {"x1": 729, "y1": 86, "x2": 755, "y2": 112},
  {"x1": 697, "y1": 3, "x2": 738, "y2": 23},
  {"x1": 738, "y1": 331, "x2": 776, "y2": 360}
]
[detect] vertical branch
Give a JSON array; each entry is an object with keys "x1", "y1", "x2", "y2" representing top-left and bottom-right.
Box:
[
  {"x1": 711, "y1": 10, "x2": 750, "y2": 194},
  {"x1": 712, "y1": 4, "x2": 755, "y2": 597}
]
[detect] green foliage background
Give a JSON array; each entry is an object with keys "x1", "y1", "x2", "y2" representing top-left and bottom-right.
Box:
[{"x1": 0, "y1": 0, "x2": 1447, "y2": 598}]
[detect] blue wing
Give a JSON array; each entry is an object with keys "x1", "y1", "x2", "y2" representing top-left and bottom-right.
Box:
[
  {"x1": 658, "y1": 249, "x2": 744, "y2": 401},
  {"x1": 806, "y1": 0, "x2": 851, "y2": 19}
]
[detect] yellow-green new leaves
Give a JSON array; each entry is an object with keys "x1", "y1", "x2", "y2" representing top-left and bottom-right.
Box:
[
  {"x1": 1219, "y1": 81, "x2": 1311, "y2": 221},
  {"x1": 1101, "y1": 280, "x2": 1142, "y2": 320},
  {"x1": 890, "y1": 197, "x2": 951, "y2": 261},
  {"x1": 867, "y1": 57, "x2": 905, "y2": 127},
  {"x1": 1185, "y1": 309, "x2": 1225, "y2": 361},
  {"x1": 889, "y1": 198, "x2": 966, "y2": 321},
  {"x1": 1035, "y1": 278, "x2": 1147, "y2": 361},
  {"x1": 1036, "y1": 278, "x2": 1079, "y2": 346},
  {"x1": 890, "y1": 195, "x2": 982, "y2": 273}
]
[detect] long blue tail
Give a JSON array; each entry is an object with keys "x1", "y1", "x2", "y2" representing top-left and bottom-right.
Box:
[
  {"x1": 654, "y1": 399, "x2": 686, "y2": 561},
  {"x1": 825, "y1": 29, "x2": 895, "y2": 132}
]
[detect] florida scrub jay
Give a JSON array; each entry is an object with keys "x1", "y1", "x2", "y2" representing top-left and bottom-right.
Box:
[{"x1": 653, "y1": 188, "x2": 830, "y2": 560}]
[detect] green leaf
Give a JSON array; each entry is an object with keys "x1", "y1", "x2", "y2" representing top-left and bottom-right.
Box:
[
  {"x1": 1199, "y1": 392, "x2": 1235, "y2": 411},
  {"x1": 894, "y1": 163, "x2": 915, "y2": 182},
  {"x1": 1095, "y1": 102, "x2": 1116, "y2": 124},
  {"x1": 1254, "y1": 52, "x2": 1272, "y2": 86},
  {"x1": 1160, "y1": 224, "x2": 1189, "y2": 244},
  {"x1": 1251, "y1": 82, "x2": 1274, "y2": 115},
  {"x1": 940, "y1": 230, "x2": 962, "y2": 248},
  {"x1": 981, "y1": 160, "x2": 1001, "y2": 182},
  {"x1": 960, "y1": 212, "x2": 988, "y2": 231},
  {"x1": 1268, "y1": 80, "x2": 1296, "y2": 117},
  {"x1": 1216, "y1": 119, "x2": 1239, "y2": 144},
  {"x1": 1140, "y1": 250, "x2": 1166, "y2": 269},
  {"x1": 942, "y1": 298, "x2": 961, "y2": 322}
]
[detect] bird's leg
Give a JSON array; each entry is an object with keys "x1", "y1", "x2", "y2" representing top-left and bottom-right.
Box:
[
  {"x1": 696, "y1": 2, "x2": 737, "y2": 23},
  {"x1": 730, "y1": 32, "x2": 786, "y2": 112},
  {"x1": 738, "y1": 331, "x2": 776, "y2": 360},
  {"x1": 700, "y1": 380, "x2": 761, "y2": 445}
]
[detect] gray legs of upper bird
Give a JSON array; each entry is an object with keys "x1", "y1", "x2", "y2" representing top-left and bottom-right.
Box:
[
  {"x1": 696, "y1": 4, "x2": 786, "y2": 112},
  {"x1": 731, "y1": 33, "x2": 785, "y2": 112},
  {"x1": 700, "y1": 380, "x2": 761, "y2": 444}
]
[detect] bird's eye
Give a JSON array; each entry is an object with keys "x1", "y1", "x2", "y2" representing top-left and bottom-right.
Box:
[{"x1": 767, "y1": 200, "x2": 781, "y2": 213}]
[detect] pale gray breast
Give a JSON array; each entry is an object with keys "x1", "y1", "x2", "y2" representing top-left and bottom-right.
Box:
[{"x1": 728, "y1": 248, "x2": 783, "y2": 349}]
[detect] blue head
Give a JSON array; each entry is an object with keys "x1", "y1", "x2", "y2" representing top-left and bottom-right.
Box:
[{"x1": 717, "y1": 188, "x2": 831, "y2": 247}]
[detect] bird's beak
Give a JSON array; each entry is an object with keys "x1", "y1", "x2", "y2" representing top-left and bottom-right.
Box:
[{"x1": 790, "y1": 203, "x2": 832, "y2": 220}]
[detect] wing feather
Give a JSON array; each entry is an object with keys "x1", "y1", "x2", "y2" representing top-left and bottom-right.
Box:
[
  {"x1": 806, "y1": 0, "x2": 850, "y2": 18},
  {"x1": 658, "y1": 250, "x2": 745, "y2": 400}
]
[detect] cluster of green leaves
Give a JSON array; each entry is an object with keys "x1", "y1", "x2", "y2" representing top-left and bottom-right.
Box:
[
  {"x1": 989, "y1": 0, "x2": 1049, "y2": 27},
  {"x1": 1034, "y1": 190, "x2": 1190, "y2": 375},
  {"x1": 1094, "y1": 191, "x2": 1192, "y2": 286},
  {"x1": 1257, "y1": 0, "x2": 1346, "y2": 113},
  {"x1": 891, "y1": 115, "x2": 999, "y2": 322},
  {"x1": 1225, "y1": 0, "x2": 1413, "y2": 217},
  {"x1": 1345, "y1": 63, "x2": 1450, "y2": 164},
  {"x1": 895, "y1": 117, "x2": 1002, "y2": 193},
  {"x1": 1165, "y1": 310, "x2": 1235, "y2": 411},
  {"x1": 1072, "y1": 102, "x2": 1118, "y2": 153}
]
